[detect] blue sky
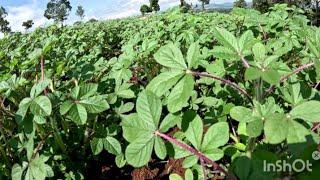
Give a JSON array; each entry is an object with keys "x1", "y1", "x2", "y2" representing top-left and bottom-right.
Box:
[{"x1": 0, "y1": 0, "x2": 238, "y2": 32}]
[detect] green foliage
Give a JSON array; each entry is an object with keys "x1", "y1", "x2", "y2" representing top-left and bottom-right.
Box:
[
  {"x1": 0, "y1": 6, "x2": 11, "y2": 34},
  {"x1": 76, "y1": 5, "x2": 85, "y2": 20},
  {"x1": 22, "y1": 20, "x2": 34, "y2": 30},
  {"x1": 44, "y1": 0, "x2": 72, "y2": 23},
  {"x1": 1, "y1": 5, "x2": 320, "y2": 180}
]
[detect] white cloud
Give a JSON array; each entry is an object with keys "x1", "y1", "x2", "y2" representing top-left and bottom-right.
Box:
[
  {"x1": 5, "y1": 0, "x2": 48, "y2": 33},
  {"x1": 0, "y1": 0, "x2": 239, "y2": 35}
]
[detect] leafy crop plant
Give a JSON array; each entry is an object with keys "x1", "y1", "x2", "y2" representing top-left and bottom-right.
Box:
[{"x1": 0, "y1": 4, "x2": 320, "y2": 180}]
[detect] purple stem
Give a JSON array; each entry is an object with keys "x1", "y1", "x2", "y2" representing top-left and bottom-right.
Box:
[
  {"x1": 241, "y1": 56, "x2": 250, "y2": 68},
  {"x1": 155, "y1": 131, "x2": 237, "y2": 180},
  {"x1": 265, "y1": 62, "x2": 315, "y2": 95},
  {"x1": 190, "y1": 71, "x2": 251, "y2": 101}
]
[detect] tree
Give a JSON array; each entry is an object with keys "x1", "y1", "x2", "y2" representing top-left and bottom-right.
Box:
[
  {"x1": 234, "y1": 0, "x2": 247, "y2": 8},
  {"x1": 0, "y1": 6, "x2": 11, "y2": 34},
  {"x1": 149, "y1": 0, "x2": 160, "y2": 12},
  {"x1": 22, "y1": 20, "x2": 34, "y2": 30},
  {"x1": 198, "y1": 0, "x2": 210, "y2": 10},
  {"x1": 44, "y1": 0, "x2": 72, "y2": 24},
  {"x1": 140, "y1": 4, "x2": 152, "y2": 16},
  {"x1": 252, "y1": 0, "x2": 270, "y2": 12},
  {"x1": 76, "y1": 5, "x2": 85, "y2": 20}
]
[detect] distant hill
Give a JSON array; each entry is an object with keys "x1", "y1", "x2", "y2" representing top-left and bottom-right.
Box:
[{"x1": 193, "y1": 2, "x2": 253, "y2": 10}]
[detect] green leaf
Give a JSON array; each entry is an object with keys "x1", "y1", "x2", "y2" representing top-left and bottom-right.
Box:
[
  {"x1": 307, "y1": 39, "x2": 320, "y2": 58},
  {"x1": 238, "y1": 30, "x2": 255, "y2": 52},
  {"x1": 122, "y1": 113, "x2": 154, "y2": 143},
  {"x1": 264, "y1": 114, "x2": 288, "y2": 144},
  {"x1": 147, "y1": 70, "x2": 185, "y2": 97},
  {"x1": 286, "y1": 120, "x2": 311, "y2": 144},
  {"x1": 290, "y1": 101, "x2": 320, "y2": 122},
  {"x1": 78, "y1": 83, "x2": 98, "y2": 99},
  {"x1": 15, "y1": 98, "x2": 32, "y2": 124},
  {"x1": 29, "y1": 96, "x2": 52, "y2": 116},
  {"x1": 68, "y1": 104, "x2": 87, "y2": 125},
  {"x1": 28, "y1": 48, "x2": 42, "y2": 61},
  {"x1": 103, "y1": 136, "x2": 122, "y2": 155},
  {"x1": 252, "y1": 43, "x2": 266, "y2": 61},
  {"x1": 60, "y1": 100, "x2": 73, "y2": 115},
  {"x1": 117, "y1": 89, "x2": 135, "y2": 99},
  {"x1": 115, "y1": 154, "x2": 126, "y2": 168},
  {"x1": 117, "y1": 102, "x2": 134, "y2": 114},
  {"x1": 154, "y1": 136, "x2": 167, "y2": 160},
  {"x1": 187, "y1": 42, "x2": 200, "y2": 68},
  {"x1": 154, "y1": 42, "x2": 187, "y2": 70},
  {"x1": 169, "y1": 174, "x2": 183, "y2": 180},
  {"x1": 213, "y1": 27, "x2": 238, "y2": 51},
  {"x1": 137, "y1": 90, "x2": 162, "y2": 128},
  {"x1": 33, "y1": 115, "x2": 46, "y2": 124},
  {"x1": 182, "y1": 155, "x2": 198, "y2": 168},
  {"x1": 203, "y1": 148, "x2": 224, "y2": 161},
  {"x1": 246, "y1": 119, "x2": 263, "y2": 137},
  {"x1": 80, "y1": 96, "x2": 109, "y2": 113},
  {"x1": 201, "y1": 122, "x2": 229, "y2": 150},
  {"x1": 185, "y1": 115, "x2": 203, "y2": 149},
  {"x1": 230, "y1": 106, "x2": 254, "y2": 122},
  {"x1": 211, "y1": 46, "x2": 238, "y2": 60},
  {"x1": 167, "y1": 74, "x2": 194, "y2": 113},
  {"x1": 30, "y1": 80, "x2": 51, "y2": 98},
  {"x1": 91, "y1": 138, "x2": 103, "y2": 155},
  {"x1": 12, "y1": 164, "x2": 23, "y2": 180},
  {"x1": 185, "y1": 169, "x2": 194, "y2": 180},
  {"x1": 159, "y1": 114, "x2": 181, "y2": 133},
  {"x1": 245, "y1": 67, "x2": 261, "y2": 81},
  {"x1": 125, "y1": 134, "x2": 155, "y2": 167},
  {"x1": 261, "y1": 69, "x2": 281, "y2": 85}
]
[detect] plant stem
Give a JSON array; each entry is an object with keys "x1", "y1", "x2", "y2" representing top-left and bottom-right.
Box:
[
  {"x1": 241, "y1": 56, "x2": 250, "y2": 68},
  {"x1": 190, "y1": 71, "x2": 251, "y2": 101},
  {"x1": 155, "y1": 130, "x2": 237, "y2": 180},
  {"x1": 265, "y1": 62, "x2": 314, "y2": 95},
  {"x1": 200, "y1": 158, "x2": 207, "y2": 180},
  {"x1": 50, "y1": 117, "x2": 67, "y2": 154},
  {"x1": 280, "y1": 62, "x2": 314, "y2": 82}
]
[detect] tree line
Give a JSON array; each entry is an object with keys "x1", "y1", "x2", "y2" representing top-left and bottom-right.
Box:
[
  {"x1": 0, "y1": 0, "x2": 85, "y2": 35},
  {"x1": 1, "y1": 0, "x2": 320, "y2": 35}
]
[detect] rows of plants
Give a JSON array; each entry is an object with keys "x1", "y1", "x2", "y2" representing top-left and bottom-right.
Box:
[{"x1": 1, "y1": 4, "x2": 320, "y2": 179}]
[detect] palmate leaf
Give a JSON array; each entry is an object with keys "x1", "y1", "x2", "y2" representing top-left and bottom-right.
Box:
[
  {"x1": 154, "y1": 42, "x2": 187, "y2": 70},
  {"x1": 123, "y1": 90, "x2": 162, "y2": 167}
]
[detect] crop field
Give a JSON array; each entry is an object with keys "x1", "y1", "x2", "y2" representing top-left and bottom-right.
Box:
[{"x1": 1, "y1": 4, "x2": 320, "y2": 180}]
